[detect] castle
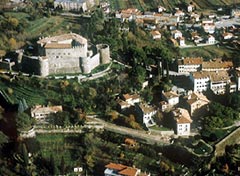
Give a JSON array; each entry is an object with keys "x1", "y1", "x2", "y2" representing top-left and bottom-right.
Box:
[{"x1": 21, "y1": 33, "x2": 110, "y2": 77}]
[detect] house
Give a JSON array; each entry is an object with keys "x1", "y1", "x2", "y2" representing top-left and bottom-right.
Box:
[
  {"x1": 158, "y1": 6, "x2": 166, "y2": 13},
  {"x1": 202, "y1": 58, "x2": 233, "y2": 72},
  {"x1": 191, "y1": 13, "x2": 200, "y2": 22},
  {"x1": 116, "y1": 8, "x2": 141, "y2": 22},
  {"x1": 222, "y1": 32, "x2": 234, "y2": 40},
  {"x1": 171, "y1": 30, "x2": 182, "y2": 39},
  {"x1": 191, "y1": 32, "x2": 203, "y2": 43},
  {"x1": 150, "y1": 30, "x2": 161, "y2": 40},
  {"x1": 104, "y1": 163, "x2": 150, "y2": 176},
  {"x1": 177, "y1": 57, "x2": 203, "y2": 73},
  {"x1": 159, "y1": 101, "x2": 168, "y2": 112},
  {"x1": 174, "y1": 10, "x2": 185, "y2": 17},
  {"x1": 31, "y1": 105, "x2": 63, "y2": 120},
  {"x1": 172, "y1": 108, "x2": 192, "y2": 136},
  {"x1": 135, "y1": 103, "x2": 156, "y2": 127},
  {"x1": 190, "y1": 70, "x2": 231, "y2": 94},
  {"x1": 162, "y1": 91, "x2": 179, "y2": 106},
  {"x1": 178, "y1": 37, "x2": 185, "y2": 46},
  {"x1": 206, "y1": 35, "x2": 215, "y2": 44},
  {"x1": 121, "y1": 93, "x2": 141, "y2": 105},
  {"x1": 124, "y1": 138, "x2": 137, "y2": 148},
  {"x1": 231, "y1": 9, "x2": 240, "y2": 17},
  {"x1": 203, "y1": 24, "x2": 215, "y2": 34},
  {"x1": 187, "y1": 4, "x2": 194, "y2": 13},
  {"x1": 117, "y1": 93, "x2": 141, "y2": 110},
  {"x1": 184, "y1": 92, "x2": 210, "y2": 115},
  {"x1": 235, "y1": 68, "x2": 240, "y2": 91}
]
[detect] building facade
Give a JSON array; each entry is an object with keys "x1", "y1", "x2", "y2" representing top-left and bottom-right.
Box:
[
  {"x1": 54, "y1": 0, "x2": 96, "y2": 12},
  {"x1": 31, "y1": 105, "x2": 63, "y2": 120},
  {"x1": 190, "y1": 70, "x2": 231, "y2": 94},
  {"x1": 177, "y1": 57, "x2": 203, "y2": 73},
  {"x1": 172, "y1": 108, "x2": 192, "y2": 136}
]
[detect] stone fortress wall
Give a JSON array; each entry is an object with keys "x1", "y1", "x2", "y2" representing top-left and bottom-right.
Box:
[{"x1": 20, "y1": 33, "x2": 110, "y2": 76}]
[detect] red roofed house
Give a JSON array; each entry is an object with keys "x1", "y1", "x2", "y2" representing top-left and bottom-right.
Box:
[
  {"x1": 172, "y1": 108, "x2": 192, "y2": 135},
  {"x1": 104, "y1": 163, "x2": 150, "y2": 176}
]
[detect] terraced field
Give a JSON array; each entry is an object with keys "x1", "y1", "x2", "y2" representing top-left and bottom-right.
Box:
[{"x1": 109, "y1": 0, "x2": 240, "y2": 11}]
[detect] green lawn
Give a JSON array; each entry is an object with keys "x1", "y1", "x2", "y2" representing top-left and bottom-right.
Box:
[{"x1": 193, "y1": 140, "x2": 212, "y2": 155}]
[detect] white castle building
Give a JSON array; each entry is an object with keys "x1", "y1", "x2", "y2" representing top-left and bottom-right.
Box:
[{"x1": 21, "y1": 33, "x2": 110, "y2": 77}]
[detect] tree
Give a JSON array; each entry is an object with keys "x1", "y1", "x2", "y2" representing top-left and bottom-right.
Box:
[
  {"x1": 50, "y1": 154, "x2": 58, "y2": 175},
  {"x1": 0, "y1": 131, "x2": 8, "y2": 149},
  {"x1": 21, "y1": 143, "x2": 29, "y2": 166},
  {"x1": 16, "y1": 112, "x2": 35, "y2": 131},
  {"x1": 9, "y1": 38, "x2": 17, "y2": 50},
  {"x1": 60, "y1": 156, "x2": 65, "y2": 175}
]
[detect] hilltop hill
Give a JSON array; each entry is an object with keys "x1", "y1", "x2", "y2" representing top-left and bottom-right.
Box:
[{"x1": 110, "y1": 0, "x2": 240, "y2": 11}]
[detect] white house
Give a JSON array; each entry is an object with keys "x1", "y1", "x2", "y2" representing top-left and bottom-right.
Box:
[
  {"x1": 171, "y1": 30, "x2": 182, "y2": 39},
  {"x1": 117, "y1": 93, "x2": 141, "y2": 110},
  {"x1": 206, "y1": 35, "x2": 215, "y2": 44},
  {"x1": 172, "y1": 108, "x2": 192, "y2": 136},
  {"x1": 177, "y1": 57, "x2": 203, "y2": 73},
  {"x1": 203, "y1": 24, "x2": 215, "y2": 34},
  {"x1": 136, "y1": 103, "x2": 157, "y2": 127},
  {"x1": 235, "y1": 68, "x2": 240, "y2": 91},
  {"x1": 190, "y1": 70, "x2": 231, "y2": 94},
  {"x1": 222, "y1": 32, "x2": 234, "y2": 40},
  {"x1": 158, "y1": 6, "x2": 166, "y2": 13},
  {"x1": 150, "y1": 30, "x2": 161, "y2": 40},
  {"x1": 187, "y1": 4, "x2": 194, "y2": 13},
  {"x1": 178, "y1": 37, "x2": 185, "y2": 46},
  {"x1": 162, "y1": 91, "x2": 179, "y2": 106},
  {"x1": 31, "y1": 105, "x2": 63, "y2": 120}
]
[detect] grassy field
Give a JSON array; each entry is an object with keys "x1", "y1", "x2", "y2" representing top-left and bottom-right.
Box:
[{"x1": 180, "y1": 45, "x2": 235, "y2": 61}]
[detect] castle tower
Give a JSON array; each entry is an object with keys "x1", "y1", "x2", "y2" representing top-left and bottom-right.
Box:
[
  {"x1": 39, "y1": 57, "x2": 49, "y2": 77},
  {"x1": 81, "y1": 57, "x2": 91, "y2": 74},
  {"x1": 96, "y1": 44, "x2": 110, "y2": 64}
]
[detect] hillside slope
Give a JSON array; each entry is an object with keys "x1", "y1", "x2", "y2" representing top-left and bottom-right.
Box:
[{"x1": 110, "y1": 0, "x2": 240, "y2": 11}]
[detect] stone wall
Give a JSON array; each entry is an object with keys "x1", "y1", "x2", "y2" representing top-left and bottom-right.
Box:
[
  {"x1": 81, "y1": 53, "x2": 100, "y2": 74},
  {"x1": 215, "y1": 127, "x2": 240, "y2": 157},
  {"x1": 96, "y1": 44, "x2": 110, "y2": 64}
]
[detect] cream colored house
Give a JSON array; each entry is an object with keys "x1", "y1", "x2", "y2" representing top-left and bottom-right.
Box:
[
  {"x1": 172, "y1": 108, "x2": 192, "y2": 136},
  {"x1": 184, "y1": 92, "x2": 210, "y2": 115},
  {"x1": 177, "y1": 57, "x2": 203, "y2": 73},
  {"x1": 31, "y1": 105, "x2": 63, "y2": 120}
]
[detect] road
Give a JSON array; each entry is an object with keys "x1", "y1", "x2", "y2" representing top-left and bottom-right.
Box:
[{"x1": 87, "y1": 116, "x2": 171, "y2": 145}]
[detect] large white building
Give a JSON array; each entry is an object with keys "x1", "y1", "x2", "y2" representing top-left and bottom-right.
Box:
[
  {"x1": 54, "y1": 0, "x2": 96, "y2": 12},
  {"x1": 177, "y1": 57, "x2": 203, "y2": 73},
  {"x1": 136, "y1": 103, "x2": 156, "y2": 127},
  {"x1": 190, "y1": 70, "x2": 231, "y2": 94},
  {"x1": 172, "y1": 108, "x2": 192, "y2": 136},
  {"x1": 31, "y1": 105, "x2": 63, "y2": 120},
  {"x1": 22, "y1": 33, "x2": 110, "y2": 76}
]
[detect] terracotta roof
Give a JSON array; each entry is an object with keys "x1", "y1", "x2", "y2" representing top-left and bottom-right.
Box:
[
  {"x1": 119, "y1": 167, "x2": 138, "y2": 176},
  {"x1": 31, "y1": 105, "x2": 63, "y2": 114},
  {"x1": 185, "y1": 92, "x2": 210, "y2": 105},
  {"x1": 122, "y1": 93, "x2": 140, "y2": 101},
  {"x1": 139, "y1": 103, "x2": 156, "y2": 113},
  {"x1": 173, "y1": 108, "x2": 192, "y2": 124},
  {"x1": 44, "y1": 43, "x2": 72, "y2": 49},
  {"x1": 202, "y1": 59, "x2": 233, "y2": 69},
  {"x1": 222, "y1": 32, "x2": 233, "y2": 37},
  {"x1": 105, "y1": 163, "x2": 127, "y2": 171},
  {"x1": 191, "y1": 70, "x2": 230, "y2": 82},
  {"x1": 179, "y1": 57, "x2": 203, "y2": 65},
  {"x1": 37, "y1": 33, "x2": 87, "y2": 46},
  {"x1": 150, "y1": 30, "x2": 161, "y2": 36},
  {"x1": 162, "y1": 91, "x2": 179, "y2": 99}
]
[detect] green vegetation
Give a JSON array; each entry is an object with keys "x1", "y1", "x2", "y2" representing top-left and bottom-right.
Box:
[{"x1": 180, "y1": 45, "x2": 235, "y2": 61}]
